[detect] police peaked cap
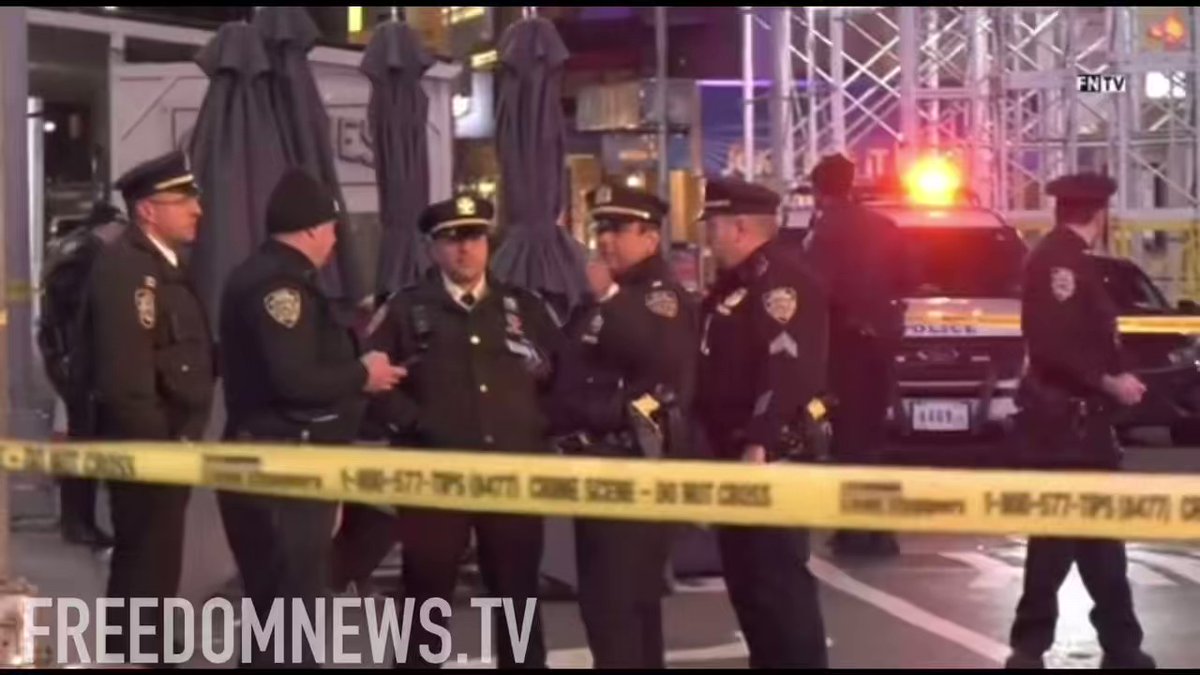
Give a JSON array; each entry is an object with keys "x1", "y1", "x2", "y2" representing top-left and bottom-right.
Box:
[
  {"x1": 586, "y1": 183, "x2": 668, "y2": 233},
  {"x1": 1045, "y1": 172, "x2": 1117, "y2": 209},
  {"x1": 810, "y1": 153, "x2": 856, "y2": 193},
  {"x1": 699, "y1": 177, "x2": 781, "y2": 218},
  {"x1": 114, "y1": 150, "x2": 199, "y2": 205},
  {"x1": 266, "y1": 168, "x2": 340, "y2": 235},
  {"x1": 419, "y1": 194, "x2": 494, "y2": 238}
]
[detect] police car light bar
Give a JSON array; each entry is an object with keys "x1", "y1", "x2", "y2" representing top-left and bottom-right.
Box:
[{"x1": 902, "y1": 156, "x2": 964, "y2": 207}]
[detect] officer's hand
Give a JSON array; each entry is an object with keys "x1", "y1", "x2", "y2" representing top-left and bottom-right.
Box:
[
  {"x1": 361, "y1": 351, "x2": 407, "y2": 393},
  {"x1": 586, "y1": 260, "x2": 616, "y2": 300},
  {"x1": 1103, "y1": 373, "x2": 1147, "y2": 406},
  {"x1": 741, "y1": 444, "x2": 767, "y2": 464}
]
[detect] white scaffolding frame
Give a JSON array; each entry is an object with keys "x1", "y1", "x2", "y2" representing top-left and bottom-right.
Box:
[
  {"x1": 746, "y1": 6, "x2": 1200, "y2": 297},
  {"x1": 745, "y1": 6, "x2": 1200, "y2": 216}
]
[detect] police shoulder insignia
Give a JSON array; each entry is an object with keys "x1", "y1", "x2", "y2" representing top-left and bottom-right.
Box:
[
  {"x1": 134, "y1": 288, "x2": 156, "y2": 330},
  {"x1": 763, "y1": 287, "x2": 798, "y2": 324},
  {"x1": 645, "y1": 290, "x2": 679, "y2": 318},
  {"x1": 1050, "y1": 267, "x2": 1076, "y2": 302},
  {"x1": 264, "y1": 287, "x2": 302, "y2": 328}
]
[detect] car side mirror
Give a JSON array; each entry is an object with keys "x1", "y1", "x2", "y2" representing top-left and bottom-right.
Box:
[{"x1": 1178, "y1": 299, "x2": 1199, "y2": 314}]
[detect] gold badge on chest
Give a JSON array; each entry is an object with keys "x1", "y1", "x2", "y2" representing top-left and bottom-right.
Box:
[
  {"x1": 134, "y1": 288, "x2": 156, "y2": 330},
  {"x1": 717, "y1": 288, "x2": 748, "y2": 316}
]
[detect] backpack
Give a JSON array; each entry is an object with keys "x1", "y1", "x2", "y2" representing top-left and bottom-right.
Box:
[{"x1": 36, "y1": 210, "x2": 126, "y2": 403}]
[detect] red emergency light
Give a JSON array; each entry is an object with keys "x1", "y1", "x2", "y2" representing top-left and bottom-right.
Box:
[{"x1": 901, "y1": 156, "x2": 964, "y2": 207}]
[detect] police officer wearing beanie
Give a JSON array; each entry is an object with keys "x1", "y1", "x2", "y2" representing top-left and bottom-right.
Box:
[
  {"x1": 694, "y1": 177, "x2": 830, "y2": 668},
  {"x1": 365, "y1": 193, "x2": 563, "y2": 669},
  {"x1": 805, "y1": 153, "x2": 909, "y2": 557},
  {"x1": 217, "y1": 167, "x2": 406, "y2": 667},
  {"x1": 1004, "y1": 173, "x2": 1156, "y2": 669},
  {"x1": 546, "y1": 183, "x2": 698, "y2": 668},
  {"x1": 78, "y1": 149, "x2": 216, "y2": 662}
]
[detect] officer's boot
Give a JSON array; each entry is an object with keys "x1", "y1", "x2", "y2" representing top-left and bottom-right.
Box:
[
  {"x1": 870, "y1": 531, "x2": 901, "y2": 557},
  {"x1": 59, "y1": 478, "x2": 113, "y2": 549},
  {"x1": 1004, "y1": 651, "x2": 1045, "y2": 669},
  {"x1": 1099, "y1": 650, "x2": 1156, "y2": 669}
]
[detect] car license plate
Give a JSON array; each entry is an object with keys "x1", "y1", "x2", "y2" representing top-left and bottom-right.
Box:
[{"x1": 911, "y1": 401, "x2": 971, "y2": 432}]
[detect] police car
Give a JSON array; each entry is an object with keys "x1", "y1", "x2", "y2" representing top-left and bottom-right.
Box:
[{"x1": 784, "y1": 158, "x2": 1028, "y2": 441}]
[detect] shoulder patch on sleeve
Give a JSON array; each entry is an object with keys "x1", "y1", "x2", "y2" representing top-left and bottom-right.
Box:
[
  {"x1": 645, "y1": 289, "x2": 680, "y2": 318},
  {"x1": 762, "y1": 287, "x2": 798, "y2": 324},
  {"x1": 1050, "y1": 267, "x2": 1076, "y2": 302},
  {"x1": 134, "y1": 288, "x2": 156, "y2": 329},
  {"x1": 264, "y1": 287, "x2": 303, "y2": 328}
]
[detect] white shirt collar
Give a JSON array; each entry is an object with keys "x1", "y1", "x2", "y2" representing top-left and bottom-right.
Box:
[
  {"x1": 144, "y1": 231, "x2": 179, "y2": 268},
  {"x1": 442, "y1": 274, "x2": 487, "y2": 310}
]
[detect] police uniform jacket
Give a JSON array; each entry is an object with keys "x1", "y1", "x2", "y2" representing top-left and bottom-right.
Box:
[
  {"x1": 84, "y1": 225, "x2": 216, "y2": 441},
  {"x1": 1016, "y1": 225, "x2": 1126, "y2": 469},
  {"x1": 219, "y1": 240, "x2": 368, "y2": 444},
  {"x1": 367, "y1": 275, "x2": 563, "y2": 454},
  {"x1": 552, "y1": 254, "x2": 699, "y2": 455},
  {"x1": 804, "y1": 199, "x2": 909, "y2": 340},
  {"x1": 695, "y1": 238, "x2": 829, "y2": 460}
]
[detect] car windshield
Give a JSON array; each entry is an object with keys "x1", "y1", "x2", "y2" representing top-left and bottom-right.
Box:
[
  {"x1": 902, "y1": 226, "x2": 1027, "y2": 298},
  {"x1": 1096, "y1": 259, "x2": 1170, "y2": 311}
]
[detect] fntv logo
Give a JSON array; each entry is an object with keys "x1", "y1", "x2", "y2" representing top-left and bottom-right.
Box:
[{"x1": 1076, "y1": 74, "x2": 1129, "y2": 94}]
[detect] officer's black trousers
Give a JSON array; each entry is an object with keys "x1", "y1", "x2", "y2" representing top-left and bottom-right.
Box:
[
  {"x1": 575, "y1": 519, "x2": 674, "y2": 668},
  {"x1": 1011, "y1": 537, "x2": 1145, "y2": 657},
  {"x1": 393, "y1": 507, "x2": 546, "y2": 669},
  {"x1": 828, "y1": 328, "x2": 893, "y2": 466},
  {"x1": 103, "y1": 481, "x2": 190, "y2": 663},
  {"x1": 716, "y1": 525, "x2": 828, "y2": 668},
  {"x1": 217, "y1": 492, "x2": 337, "y2": 668},
  {"x1": 60, "y1": 477, "x2": 99, "y2": 530},
  {"x1": 330, "y1": 504, "x2": 399, "y2": 592}
]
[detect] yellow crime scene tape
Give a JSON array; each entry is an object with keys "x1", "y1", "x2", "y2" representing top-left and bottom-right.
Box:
[
  {"x1": 4, "y1": 438, "x2": 1200, "y2": 542},
  {"x1": 907, "y1": 311, "x2": 1200, "y2": 335}
]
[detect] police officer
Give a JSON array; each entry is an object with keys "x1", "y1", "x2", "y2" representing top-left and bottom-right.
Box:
[
  {"x1": 39, "y1": 201, "x2": 126, "y2": 549},
  {"x1": 217, "y1": 167, "x2": 405, "y2": 667},
  {"x1": 694, "y1": 178, "x2": 830, "y2": 668},
  {"x1": 367, "y1": 193, "x2": 562, "y2": 669},
  {"x1": 1005, "y1": 173, "x2": 1156, "y2": 670},
  {"x1": 79, "y1": 150, "x2": 216, "y2": 661},
  {"x1": 804, "y1": 153, "x2": 909, "y2": 557},
  {"x1": 550, "y1": 183, "x2": 698, "y2": 668}
]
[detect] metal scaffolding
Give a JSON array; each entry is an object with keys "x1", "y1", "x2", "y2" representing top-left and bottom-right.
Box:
[{"x1": 746, "y1": 5, "x2": 1200, "y2": 297}]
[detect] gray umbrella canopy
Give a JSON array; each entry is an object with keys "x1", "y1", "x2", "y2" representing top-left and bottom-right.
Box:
[
  {"x1": 361, "y1": 20, "x2": 435, "y2": 295},
  {"x1": 188, "y1": 21, "x2": 288, "y2": 319},
  {"x1": 254, "y1": 6, "x2": 365, "y2": 303},
  {"x1": 489, "y1": 17, "x2": 589, "y2": 314}
]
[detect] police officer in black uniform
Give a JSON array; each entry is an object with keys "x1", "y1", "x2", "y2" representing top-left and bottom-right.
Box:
[
  {"x1": 367, "y1": 194, "x2": 562, "y2": 669},
  {"x1": 39, "y1": 201, "x2": 126, "y2": 549},
  {"x1": 217, "y1": 168, "x2": 406, "y2": 667},
  {"x1": 79, "y1": 150, "x2": 217, "y2": 662},
  {"x1": 550, "y1": 183, "x2": 698, "y2": 668},
  {"x1": 1005, "y1": 173, "x2": 1156, "y2": 670},
  {"x1": 804, "y1": 153, "x2": 909, "y2": 557},
  {"x1": 694, "y1": 178, "x2": 830, "y2": 668}
]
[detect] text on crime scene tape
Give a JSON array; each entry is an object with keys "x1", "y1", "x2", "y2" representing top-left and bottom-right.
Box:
[{"x1": 6, "y1": 439, "x2": 1200, "y2": 541}]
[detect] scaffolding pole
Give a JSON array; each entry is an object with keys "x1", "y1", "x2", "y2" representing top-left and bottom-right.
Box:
[
  {"x1": 741, "y1": 6, "x2": 755, "y2": 182},
  {"x1": 769, "y1": 6, "x2": 794, "y2": 190}
]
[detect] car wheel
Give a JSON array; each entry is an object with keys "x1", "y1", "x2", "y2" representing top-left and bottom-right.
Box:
[{"x1": 1170, "y1": 421, "x2": 1200, "y2": 447}]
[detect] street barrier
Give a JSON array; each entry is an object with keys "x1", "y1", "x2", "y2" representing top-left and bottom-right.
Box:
[{"x1": 3, "y1": 438, "x2": 1200, "y2": 542}]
